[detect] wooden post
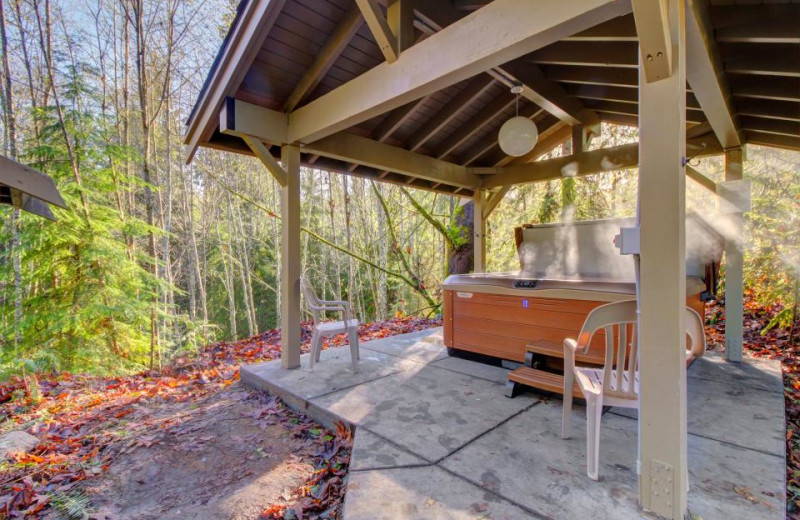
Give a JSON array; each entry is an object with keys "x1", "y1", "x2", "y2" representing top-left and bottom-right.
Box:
[
  {"x1": 725, "y1": 148, "x2": 744, "y2": 362},
  {"x1": 473, "y1": 190, "x2": 486, "y2": 272},
  {"x1": 571, "y1": 124, "x2": 586, "y2": 153},
  {"x1": 280, "y1": 145, "x2": 302, "y2": 369},
  {"x1": 637, "y1": 0, "x2": 688, "y2": 517}
]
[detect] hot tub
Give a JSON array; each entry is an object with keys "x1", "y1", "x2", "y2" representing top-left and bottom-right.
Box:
[{"x1": 442, "y1": 216, "x2": 720, "y2": 370}]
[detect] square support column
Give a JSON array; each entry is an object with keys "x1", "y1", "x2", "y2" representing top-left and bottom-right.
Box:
[
  {"x1": 473, "y1": 190, "x2": 486, "y2": 273},
  {"x1": 280, "y1": 145, "x2": 302, "y2": 369},
  {"x1": 637, "y1": 0, "x2": 688, "y2": 518},
  {"x1": 724, "y1": 148, "x2": 744, "y2": 362}
]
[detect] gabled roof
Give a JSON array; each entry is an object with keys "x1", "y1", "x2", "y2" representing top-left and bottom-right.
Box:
[{"x1": 186, "y1": 0, "x2": 799, "y2": 196}]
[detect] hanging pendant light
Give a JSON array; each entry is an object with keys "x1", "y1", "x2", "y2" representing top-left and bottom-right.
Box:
[{"x1": 498, "y1": 85, "x2": 538, "y2": 157}]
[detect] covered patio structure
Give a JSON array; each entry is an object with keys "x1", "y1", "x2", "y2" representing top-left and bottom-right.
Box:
[{"x1": 184, "y1": 1, "x2": 799, "y2": 518}]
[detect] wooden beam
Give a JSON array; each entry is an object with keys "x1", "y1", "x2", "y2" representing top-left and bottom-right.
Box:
[
  {"x1": 564, "y1": 14, "x2": 637, "y2": 42},
  {"x1": 387, "y1": 0, "x2": 415, "y2": 53},
  {"x1": 744, "y1": 131, "x2": 800, "y2": 151},
  {"x1": 242, "y1": 136, "x2": 287, "y2": 186},
  {"x1": 686, "y1": 0, "x2": 741, "y2": 149},
  {"x1": 637, "y1": 0, "x2": 688, "y2": 515},
  {"x1": 544, "y1": 65, "x2": 638, "y2": 88},
  {"x1": 284, "y1": 5, "x2": 363, "y2": 111},
  {"x1": 740, "y1": 117, "x2": 800, "y2": 138},
  {"x1": 723, "y1": 45, "x2": 800, "y2": 77},
  {"x1": 408, "y1": 75, "x2": 495, "y2": 152},
  {"x1": 280, "y1": 145, "x2": 302, "y2": 369},
  {"x1": 723, "y1": 148, "x2": 744, "y2": 363},
  {"x1": 220, "y1": 97, "x2": 288, "y2": 145},
  {"x1": 685, "y1": 166, "x2": 716, "y2": 193},
  {"x1": 454, "y1": 0, "x2": 490, "y2": 10},
  {"x1": 288, "y1": 0, "x2": 632, "y2": 144},
  {"x1": 632, "y1": 0, "x2": 672, "y2": 82},
  {"x1": 483, "y1": 185, "x2": 510, "y2": 219},
  {"x1": 356, "y1": 0, "x2": 399, "y2": 63},
  {"x1": 736, "y1": 99, "x2": 800, "y2": 122},
  {"x1": 730, "y1": 76, "x2": 800, "y2": 103},
  {"x1": 184, "y1": 0, "x2": 285, "y2": 163},
  {"x1": 373, "y1": 96, "x2": 430, "y2": 142},
  {"x1": 302, "y1": 132, "x2": 479, "y2": 189},
  {"x1": 530, "y1": 41, "x2": 638, "y2": 68},
  {"x1": 414, "y1": 1, "x2": 596, "y2": 129},
  {"x1": 712, "y1": 4, "x2": 800, "y2": 44},
  {"x1": 566, "y1": 83, "x2": 704, "y2": 111},
  {"x1": 435, "y1": 93, "x2": 515, "y2": 159},
  {"x1": 583, "y1": 100, "x2": 707, "y2": 124},
  {"x1": 480, "y1": 142, "x2": 639, "y2": 188},
  {"x1": 473, "y1": 190, "x2": 486, "y2": 272},
  {"x1": 498, "y1": 60, "x2": 584, "y2": 125}
]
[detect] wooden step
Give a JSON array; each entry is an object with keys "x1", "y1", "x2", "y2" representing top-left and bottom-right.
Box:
[
  {"x1": 507, "y1": 366, "x2": 582, "y2": 395},
  {"x1": 526, "y1": 340, "x2": 605, "y2": 365}
]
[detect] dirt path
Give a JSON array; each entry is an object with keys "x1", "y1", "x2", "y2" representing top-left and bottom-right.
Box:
[{"x1": 84, "y1": 386, "x2": 323, "y2": 520}]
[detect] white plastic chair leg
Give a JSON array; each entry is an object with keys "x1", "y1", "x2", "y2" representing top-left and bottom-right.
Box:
[
  {"x1": 315, "y1": 338, "x2": 322, "y2": 362},
  {"x1": 309, "y1": 329, "x2": 321, "y2": 371},
  {"x1": 586, "y1": 394, "x2": 603, "y2": 481},
  {"x1": 562, "y1": 369, "x2": 574, "y2": 439}
]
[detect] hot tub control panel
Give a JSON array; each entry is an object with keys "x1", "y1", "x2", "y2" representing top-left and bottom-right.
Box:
[{"x1": 513, "y1": 279, "x2": 539, "y2": 289}]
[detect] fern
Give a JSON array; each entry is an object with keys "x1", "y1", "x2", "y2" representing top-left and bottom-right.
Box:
[{"x1": 50, "y1": 490, "x2": 91, "y2": 520}]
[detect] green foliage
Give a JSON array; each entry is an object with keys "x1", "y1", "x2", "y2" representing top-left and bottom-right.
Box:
[
  {"x1": 0, "y1": 67, "x2": 162, "y2": 375},
  {"x1": 742, "y1": 145, "x2": 800, "y2": 327},
  {"x1": 50, "y1": 490, "x2": 91, "y2": 520}
]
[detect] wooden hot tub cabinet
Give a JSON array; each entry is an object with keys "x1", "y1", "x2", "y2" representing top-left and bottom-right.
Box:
[{"x1": 442, "y1": 287, "x2": 705, "y2": 368}]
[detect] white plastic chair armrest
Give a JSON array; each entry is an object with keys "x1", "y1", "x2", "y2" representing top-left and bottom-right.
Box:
[{"x1": 563, "y1": 338, "x2": 578, "y2": 371}]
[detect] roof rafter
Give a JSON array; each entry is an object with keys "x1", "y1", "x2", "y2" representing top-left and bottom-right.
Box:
[
  {"x1": 355, "y1": 0, "x2": 399, "y2": 63},
  {"x1": 284, "y1": 5, "x2": 363, "y2": 111},
  {"x1": 288, "y1": 0, "x2": 633, "y2": 144},
  {"x1": 685, "y1": 0, "x2": 741, "y2": 149},
  {"x1": 408, "y1": 75, "x2": 495, "y2": 152},
  {"x1": 435, "y1": 93, "x2": 515, "y2": 160}
]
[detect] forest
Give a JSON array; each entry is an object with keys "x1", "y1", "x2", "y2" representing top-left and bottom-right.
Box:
[{"x1": 0, "y1": 0, "x2": 797, "y2": 378}]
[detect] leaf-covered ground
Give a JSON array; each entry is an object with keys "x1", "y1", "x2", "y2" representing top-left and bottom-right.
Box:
[
  {"x1": 0, "y1": 316, "x2": 441, "y2": 519},
  {"x1": 1, "y1": 300, "x2": 798, "y2": 519},
  {"x1": 705, "y1": 292, "x2": 799, "y2": 519}
]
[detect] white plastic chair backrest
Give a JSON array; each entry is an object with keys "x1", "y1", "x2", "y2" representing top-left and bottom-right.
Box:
[
  {"x1": 300, "y1": 277, "x2": 323, "y2": 323},
  {"x1": 685, "y1": 307, "x2": 706, "y2": 359},
  {"x1": 575, "y1": 300, "x2": 639, "y2": 400}
]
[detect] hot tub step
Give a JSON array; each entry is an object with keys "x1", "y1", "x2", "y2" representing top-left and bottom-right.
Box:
[
  {"x1": 505, "y1": 366, "x2": 582, "y2": 398},
  {"x1": 526, "y1": 340, "x2": 605, "y2": 366}
]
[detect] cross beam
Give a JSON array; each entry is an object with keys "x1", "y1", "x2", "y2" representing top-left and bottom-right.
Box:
[{"x1": 288, "y1": 0, "x2": 632, "y2": 144}]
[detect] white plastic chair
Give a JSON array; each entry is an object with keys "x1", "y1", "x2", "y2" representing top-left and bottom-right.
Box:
[
  {"x1": 561, "y1": 300, "x2": 706, "y2": 481},
  {"x1": 300, "y1": 278, "x2": 360, "y2": 372}
]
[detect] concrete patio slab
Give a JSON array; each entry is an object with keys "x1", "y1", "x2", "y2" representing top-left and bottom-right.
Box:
[
  {"x1": 440, "y1": 400, "x2": 784, "y2": 520},
  {"x1": 688, "y1": 351, "x2": 784, "y2": 393},
  {"x1": 359, "y1": 327, "x2": 449, "y2": 364},
  {"x1": 430, "y1": 355, "x2": 509, "y2": 385},
  {"x1": 350, "y1": 429, "x2": 427, "y2": 471},
  {"x1": 344, "y1": 465, "x2": 540, "y2": 520},
  {"x1": 312, "y1": 364, "x2": 537, "y2": 462},
  {"x1": 241, "y1": 346, "x2": 419, "y2": 416},
  {"x1": 613, "y1": 365, "x2": 786, "y2": 457},
  {"x1": 440, "y1": 401, "x2": 654, "y2": 520},
  {"x1": 240, "y1": 328, "x2": 787, "y2": 520}
]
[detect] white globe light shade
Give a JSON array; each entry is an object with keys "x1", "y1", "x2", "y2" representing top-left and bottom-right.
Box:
[{"x1": 498, "y1": 116, "x2": 538, "y2": 157}]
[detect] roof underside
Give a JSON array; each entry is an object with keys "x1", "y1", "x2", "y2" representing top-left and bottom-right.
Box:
[{"x1": 188, "y1": 0, "x2": 800, "y2": 196}]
